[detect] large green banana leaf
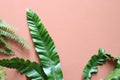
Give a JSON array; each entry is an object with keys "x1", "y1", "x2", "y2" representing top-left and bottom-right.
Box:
[
  {"x1": 83, "y1": 48, "x2": 113, "y2": 80},
  {"x1": 26, "y1": 9, "x2": 64, "y2": 80},
  {"x1": 0, "y1": 57, "x2": 47, "y2": 80}
]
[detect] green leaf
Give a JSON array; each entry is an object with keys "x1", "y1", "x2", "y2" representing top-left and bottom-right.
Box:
[
  {"x1": 83, "y1": 48, "x2": 113, "y2": 80},
  {"x1": 0, "y1": 20, "x2": 16, "y2": 29},
  {"x1": 0, "y1": 28, "x2": 29, "y2": 48},
  {"x1": 0, "y1": 20, "x2": 29, "y2": 55},
  {"x1": 27, "y1": 9, "x2": 64, "y2": 80},
  {"x1": 0, "y1": 35, "x2": 14, "y2": 55},
  {"x1": 0, "y1": 57, "x2": 47, "y2": 80},
  {"x1": 0, "y1": 66, "x2": 6, "y2": 80},
  {"x1": 104, "y1": 57, "x2": 120, "y2": 80}
]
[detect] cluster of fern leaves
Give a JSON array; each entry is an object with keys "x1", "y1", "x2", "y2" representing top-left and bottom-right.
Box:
[
  {"x1": 0, "y1": 20, "x2": 28, "y2": 55},
  {"x1": 0, "y1": 9, "x2": 64, "y2": 80},
  {"x1": 0, "y1": 8, "x2": 119, "y2": 80}
]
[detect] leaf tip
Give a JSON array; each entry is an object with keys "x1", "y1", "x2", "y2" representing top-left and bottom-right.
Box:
[
  {"x1": 26, "y1": 8, "x2": 33, "y2": 13},
  {"x1": 26, "y1": 8, "x2": 30, "y2": 12},
  {"x1": 98, "y1": 48, "x2": 105, "y2": 53}
]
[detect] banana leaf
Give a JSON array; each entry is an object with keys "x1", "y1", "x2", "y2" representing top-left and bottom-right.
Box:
[{"x1": 26, "y1": 9, "x2": 64, "y2": 80}]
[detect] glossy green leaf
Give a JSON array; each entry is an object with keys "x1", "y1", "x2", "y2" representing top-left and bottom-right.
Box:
[
  {"x1": 27, "y1": 9, "x2": 64, "y2": 80},
  {"x1": 83, "y1": 48, "x2": 113, "y2": 80},
  {"x1": 0, "y1": 57, "x2": 47, "y2": 80},
  {"x1": 104, "y1": 57, "x2": 120, "y2": 80}
]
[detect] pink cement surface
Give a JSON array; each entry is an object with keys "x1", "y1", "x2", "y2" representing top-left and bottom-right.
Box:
[{"x1": 0, "y1": 0, "x2": 120, "y2": 80}]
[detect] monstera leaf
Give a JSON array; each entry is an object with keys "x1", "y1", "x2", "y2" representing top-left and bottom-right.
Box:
[
  {"x1": 0, "y1": 57, "x2": 47, "y2": 80},
  {"x1": 27, "y1": 9, "x2": 64, "y2": 80},
  {"x1": 83, "y1": 48, "x2": 113, "y2": 80},
  {"x1": 104, "y1": 57, "x2": 120, "y2": 80}
]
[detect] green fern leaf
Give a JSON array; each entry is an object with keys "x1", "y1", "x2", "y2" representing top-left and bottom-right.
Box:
[
  {"x1": 0, "y1": 66, "x2": 6, "y2": 80},
  {"x1": 0, "y1": 36, "x2": 14, "y2": 55},
  {"x1": 0, "y1": 20, "x2": 16, "y2": 29},
  {"x1": 0, "y1": 57, "x2": 47, "y2": 80},
  {"x1": 27, "y1": 9, "x2": 64, "y2": 80},
  {"x1": 0, "y1": 28, "x2": 29, "y2": 48},
  {"x1": 0, "y1": 26, "x2": 14, "y2": 34},
  {"x1": 0, "y1": 48, "x2": 14, "y2": 55},
  {"x1": 104, "y1": 57, "x2": 120, "y2": 80},
  {"x1": 83, "y1": 48, "x2": 113, "y2": 80},
  {"x1": 0, "y1": 20, "x2": 29, "y2": 55}
]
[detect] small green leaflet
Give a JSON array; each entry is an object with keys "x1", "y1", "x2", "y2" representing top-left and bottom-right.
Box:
[{"x1": 0, "y1": 66, "x2": 6, "y2": 80}]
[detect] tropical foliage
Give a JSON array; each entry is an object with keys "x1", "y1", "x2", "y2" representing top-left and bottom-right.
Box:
[
  {"x1": 104, "y1": 57, "x2": 120, "y2": 80},
  {"x1": 26, "y1": 9, "x2": 64, "y2": 80},
  {"x1": 0, "y1": 8, "x2": 119, "y2": 80},
  {"x1": 82, "y1": 48, "x2": 120, "y2": 80},
  {"x1": 0, "y1": 66, "x2": 6, "y2": 80},
  {"x1": 0, "y1": 57, "x2": 47, "y2": 80},
  {"x1": 83, "y1": 48, "x2": 113, "y2": 80},
  {"x1": 0, "y1": 9, "x2": 64, "y2": 80},
  {"x1": 0, "y1": 20, "x2": 29, "y2": 55}
]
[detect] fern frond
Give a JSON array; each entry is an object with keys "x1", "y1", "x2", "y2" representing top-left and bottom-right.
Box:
[
  {"x1": 27, "y1": 9, "x2": 64, "y2": 80},
  {"x1": 0, "y1": 66, "x2": 6, "y2": 80},
  {"x1": 0, "y1": 20, "x2": 16, "y2": 30},
  {"x1": 0, "y1": 57, "x2": 47, "y2": 80},
  {"x1": 0, "y1": 27, "x2": 29, "y2": 48},
  {"x1": 0, "y1": 48, "x2": 14, "y2": 55},
  {"x1": 0, "y1": 36, "x2": 14, "y2": 55},
  {"x1": 0, "y1": 36, "x2": 10, "y2": 48},
  {"x1": 0, "y1": 26, "x2": 14, "y2": 34},
  {"x1": 0, "y1": 20, "x2": 29, "y2": 55}
]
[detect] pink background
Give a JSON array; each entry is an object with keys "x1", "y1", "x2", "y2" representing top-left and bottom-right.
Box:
[{"x1": 0, "y1": 0, "x2": 120, "y2": 80}]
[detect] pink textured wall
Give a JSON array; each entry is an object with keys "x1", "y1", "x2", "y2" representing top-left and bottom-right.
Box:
[{"x1": 0, "y1": 0, "x2": 120, "y2": 80}]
